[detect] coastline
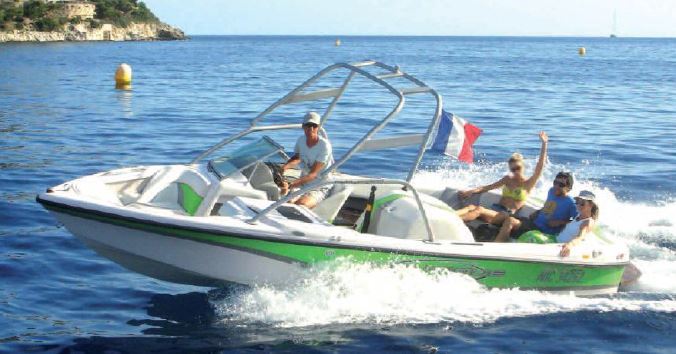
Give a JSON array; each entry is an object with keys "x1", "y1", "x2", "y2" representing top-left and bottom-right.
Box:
[{"x1": 0, "y1": 22, "x2": 185, "y2": 43}]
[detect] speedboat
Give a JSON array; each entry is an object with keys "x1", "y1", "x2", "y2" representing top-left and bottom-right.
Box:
[{"x1": 37, "y1": 60, "x2": 635, "y2": 295}]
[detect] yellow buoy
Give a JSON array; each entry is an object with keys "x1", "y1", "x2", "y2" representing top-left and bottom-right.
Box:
[
  {"x1": 578, "y1": 47, "x2": 586, "y2": 56},
  {"x1": 335, "y1": 38, "x2": 341, "y2": 47},
  {"x1": 115, "y1": 63, "x2": 132, "y2": 89}
]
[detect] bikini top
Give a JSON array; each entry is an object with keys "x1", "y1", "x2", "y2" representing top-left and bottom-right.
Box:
[{"x1": 502, "y1": 185, "x2": 528, "y2": 202}]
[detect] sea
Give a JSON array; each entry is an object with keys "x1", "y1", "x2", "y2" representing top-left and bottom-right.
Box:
[{"x1": 1, "y1": 36, "x2": 675, "y2": 353}]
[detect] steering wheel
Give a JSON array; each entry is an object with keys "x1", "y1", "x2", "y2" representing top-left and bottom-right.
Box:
[{"x1": 264, "y1": 162, "x2": 287, "y2": 189}]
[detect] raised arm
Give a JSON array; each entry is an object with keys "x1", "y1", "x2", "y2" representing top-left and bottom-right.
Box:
[
  {"x1": 459, "y1": 176, "x2": 508, "y2": 199},
  {"x1": 525, "y1": 131, "x2": 548, "y2": 191},
  {"x1": 559, "y1": 219, "x2": 592, "y2": 257}
]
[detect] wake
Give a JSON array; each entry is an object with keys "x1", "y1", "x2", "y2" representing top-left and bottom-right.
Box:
[{"x1": 212, "y1": 161, "x2": 676, "y2": 327}]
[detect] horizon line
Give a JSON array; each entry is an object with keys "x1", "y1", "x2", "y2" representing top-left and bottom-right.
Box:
[{"x1": 182, "y1": 34, "x2": 676, "y2": 39}]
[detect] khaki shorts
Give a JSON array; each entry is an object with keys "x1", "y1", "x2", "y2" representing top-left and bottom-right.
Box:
[
  {"x1": 290, "y1": 186, "x2": 331, "y2": 204},
  {"x1": 302, "y1": 186, "x2": 331, "y2": 203}
]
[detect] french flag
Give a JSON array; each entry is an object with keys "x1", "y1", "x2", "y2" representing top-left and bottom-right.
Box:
[{"x1": 431, "y1": 110, "x2": 482, "y2": 163}]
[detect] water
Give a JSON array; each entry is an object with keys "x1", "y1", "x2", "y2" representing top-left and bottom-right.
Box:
[{"x1": 1, "y1": 36, "x2": 675, "y2": 353}]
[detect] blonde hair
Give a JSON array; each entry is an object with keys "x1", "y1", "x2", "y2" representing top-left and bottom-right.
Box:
[
  {"x1": 508, "y1": 152, "x2": 524, "y2": 164},
  {"x1": 589, "y1": 200, "x2": 600, "y2": 220}
]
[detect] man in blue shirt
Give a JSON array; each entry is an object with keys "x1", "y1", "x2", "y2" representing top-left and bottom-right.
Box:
[{"x1": 496, "y1": 172, "x2": 577, "y2": 241}]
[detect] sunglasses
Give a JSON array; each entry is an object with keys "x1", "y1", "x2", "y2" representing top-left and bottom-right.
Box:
[
  {"x1": 303, "y1": 123, "x2": 319, "y2": 129},
  {"x1": 510, "y1": 166, "x2": 522, "y2": 172},
  {"x1": 553, "y1": 180, "x2": 567, "y2": 188},
  {"x1": 575, "y1": 200, "x2": 587, "y2": 206}
]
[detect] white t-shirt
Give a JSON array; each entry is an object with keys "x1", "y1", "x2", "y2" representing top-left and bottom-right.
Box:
[{"x1": 294, "y1": 136, "x2": 334, "y2": 177}]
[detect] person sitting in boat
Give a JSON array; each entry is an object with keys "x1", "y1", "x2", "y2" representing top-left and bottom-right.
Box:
[
  {"x1": 557, "y1": 190, "x2": 599, "y2": 257},
  {"x1": 455, "y1": 131, "x2": 549, "y2": 234},
  {"x1": 279, "y1": 111, "x2": 334, "y2": 209},
  {"x1": 497, "y1": 171, "x2": 577, "y2": 242},
  {"x1": 517, "y1": 190, "x2": 599, "y2": 257}
]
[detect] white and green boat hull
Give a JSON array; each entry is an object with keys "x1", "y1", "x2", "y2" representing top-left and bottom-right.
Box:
[{"x1": 40, "y1": 197, "x2": 627, "y2": 295}]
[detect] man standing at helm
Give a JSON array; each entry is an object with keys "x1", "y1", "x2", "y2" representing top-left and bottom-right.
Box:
[{"x1": 280, "y1": 111, "x2": 334, "y2": 208}]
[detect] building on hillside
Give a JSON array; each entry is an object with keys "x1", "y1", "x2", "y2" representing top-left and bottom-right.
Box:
[
  {"x1": 57, "y1": 1, "x2": 96, "y2": 20},
  {"x1": 1, "y1": 1, "x2": 97, "y2": 20},
  {"x1": 2, "y1": 0, "x2": 97, "y2": 19}
]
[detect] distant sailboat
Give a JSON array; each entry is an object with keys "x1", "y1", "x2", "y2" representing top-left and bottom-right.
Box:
[{"x1": 610, "y1": 10, "x2": 618, "y2": 38}]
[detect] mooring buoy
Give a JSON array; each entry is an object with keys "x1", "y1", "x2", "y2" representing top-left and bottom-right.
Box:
[{"x1": 115, "y1": 63, "x2": 132, "y2": 89}]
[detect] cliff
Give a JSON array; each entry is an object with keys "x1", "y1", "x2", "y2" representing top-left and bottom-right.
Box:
[
  {"x1": 0, "y1": 0, "x2": 184, "y2": 43},
  {"x1": 0, "y1": 22, "x2": 185, "y2": 42}
]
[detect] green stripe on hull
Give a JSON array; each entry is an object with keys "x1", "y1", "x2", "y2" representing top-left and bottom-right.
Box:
[{"x1": 41, "y1": 200, "x2": 625, "y2": 291}]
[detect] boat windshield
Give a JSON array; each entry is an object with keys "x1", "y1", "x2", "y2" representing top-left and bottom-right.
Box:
[{"x1": 208, "y1": 136, "x2": 284, "y2": 179}]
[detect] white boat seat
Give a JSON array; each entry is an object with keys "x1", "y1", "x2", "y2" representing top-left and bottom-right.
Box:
[
  {"x1": 137, "y1": 167, "x2": 210, "y2": 216},
  {"x1": 257, "y1": 182, "x2": 281, "y2": 200},
  {"x1": 247, "y1": 163, "x2": 281, "y2": 200},
  {"x1": 439, "y1": 187, "x2": 466, "y2": 209},
  {"x1": 313, "y1": 184, "x2": 353, "y2": 223}
]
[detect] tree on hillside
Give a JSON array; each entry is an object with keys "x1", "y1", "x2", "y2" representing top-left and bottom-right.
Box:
[
  {"x1": 1, "y1": 3, "x2": 23, "y2": 23},
  {"x1": 92, "y1": 0, "x2": 158, "y2": 26},
  {"x1": 23, "y1": 1, "x2": 48, "y2": 19},
  {"x1": 1, "y1": 0, "x2": 160, "y2": 31}
]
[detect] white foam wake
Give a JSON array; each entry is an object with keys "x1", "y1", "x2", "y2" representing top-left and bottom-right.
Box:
[{"x1": 214, "y1": 262, "x2": 676, "y2": 328}]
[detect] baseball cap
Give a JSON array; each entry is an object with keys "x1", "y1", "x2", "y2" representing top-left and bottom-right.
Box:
[
  {"x1": 303, "y1": 111, "x2": 321, "y2": 126},
  {"x1": 575, "y1": 190, "x2": 596, "y2": 202}
]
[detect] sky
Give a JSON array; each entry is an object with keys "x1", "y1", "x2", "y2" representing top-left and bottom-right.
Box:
[{"x1": 143, "y1": 0, "x2": 676, "y2": 37}]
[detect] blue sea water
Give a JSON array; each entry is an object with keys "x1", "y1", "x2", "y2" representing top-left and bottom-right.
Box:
[{"x1": 1, "y1": 36, "x2": 675, "y2": 353}]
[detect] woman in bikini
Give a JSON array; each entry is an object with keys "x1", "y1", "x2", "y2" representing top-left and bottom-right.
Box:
[{"x1": 456, "y1": 131, "x2": 549, "y2": 233}]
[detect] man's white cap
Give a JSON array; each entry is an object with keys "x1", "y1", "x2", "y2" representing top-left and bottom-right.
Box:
[
  {"x1": 575, "y1": 190, "x2": 596, "y2": 202},
  {"x1": 303, "y1": 111, "x2": 321, "y2": 125}
]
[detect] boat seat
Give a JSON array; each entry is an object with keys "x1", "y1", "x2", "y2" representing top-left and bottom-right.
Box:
[
  {"x1": 313, "y1": 184, "x2": 353, "y2": 223},
  {"x1": 439, "y1": 187, "x2": 470, "y2": 209},
  {"x1": 137, "y1": 167, "x2": 210, "y2": 216},
  {"x1": 247, "y1": 163, "x2": 280, "y2": 201}
]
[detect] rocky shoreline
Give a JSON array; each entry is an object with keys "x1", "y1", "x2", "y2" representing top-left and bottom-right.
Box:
[{"x1": 0, "y1": 22, "x2": 185, "y2": 43}]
